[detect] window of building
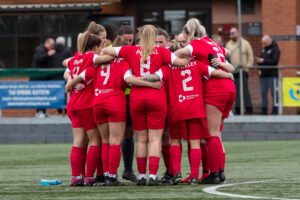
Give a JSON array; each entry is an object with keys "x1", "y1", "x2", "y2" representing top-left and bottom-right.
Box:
[
  {"x1": 0, "y1": 14, "x2": 90, "y2": 68},
  {"x1": 241, "y1": 0, "x2": 255, "y2": 14}
]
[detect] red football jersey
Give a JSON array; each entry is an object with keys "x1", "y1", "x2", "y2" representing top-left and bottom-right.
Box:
[
  {"x1": 162, "y1": 60, "x2": 212, "y2": 122},
  {"x1": 113, "y1": 45, "x2": 177, "y2": 101},
  {"x1": 66, "y1": 52, "x2": 97, "y2": 110},
  {"x1": 188, "y1": 36, "x2": 235, "y2": 95},
  {"x1": 82, "y1": 59, "x2": 132, "y2": 112}
]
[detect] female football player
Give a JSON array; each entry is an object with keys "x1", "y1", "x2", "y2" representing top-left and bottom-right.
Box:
[
  {"x1": 102, "y1": 25, "x2": 189, "y2": 186},
  {"x1": 175, "y1": 18, "x2": 236, "y2": 184}
]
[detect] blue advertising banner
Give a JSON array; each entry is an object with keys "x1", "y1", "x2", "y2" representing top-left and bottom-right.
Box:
[{"x1": 0, "y1": 81, "x2": 65, "y2": 109}]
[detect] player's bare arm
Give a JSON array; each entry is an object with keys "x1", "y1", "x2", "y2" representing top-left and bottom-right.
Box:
[
  {"x1": 101, "y1": 47, "x2": 118, "y2": 57},
  {"x1": 94, "y1": 55, "x2": 115, "y2": 65},
  {"x1": 174, "y1": 47, "x2": 190, "y2": 58},
  {"x1": 211, "y1": 70, "x2": 234, "y2": 81},
  {"x1": 211, "y1": 58, "x2": 235, "y2": 72},
  {"x1": 125, "y1": 76, "x2": 162, "y2": 89}
]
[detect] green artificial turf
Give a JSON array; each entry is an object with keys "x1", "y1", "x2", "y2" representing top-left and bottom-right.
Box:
[{"x1": 0, "y1": 140, "x2": 299, "y2": 200}]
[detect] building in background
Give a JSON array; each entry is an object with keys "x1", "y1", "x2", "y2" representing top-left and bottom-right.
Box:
[{"x1": 0, "y1": 0, "x2": 300, "y2": 114}]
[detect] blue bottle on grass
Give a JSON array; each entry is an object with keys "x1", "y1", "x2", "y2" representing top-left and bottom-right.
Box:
[{"x1": 40, "y1": 179, "x2": 62, "y2": 185}]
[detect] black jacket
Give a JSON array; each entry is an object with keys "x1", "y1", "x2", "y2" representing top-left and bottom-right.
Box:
[
  {"x1": 52, "y1": 44, "x2": 72, "y2": 68},
  {"x1": 258, "y1": 41, "x2": 280, "y2": 77},
  {"x1": 32, "y1": 44, "x2": 53, "y2": 68}
]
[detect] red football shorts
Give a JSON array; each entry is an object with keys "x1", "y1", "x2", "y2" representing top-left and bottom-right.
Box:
[
  {"x1": 67, "y1": 108, "x2": 97, "y2": 131},
  {"x1": 204, "y1": 92, "x2": 236, "y2": 118},
  {"x1": 169, "y1": 118, "x2": 209, "y2": 140},
  {"x1": 130, "y1": 99, "x2": 167, "y2": 130},
  {"x1": 93, "y1": 104, "x2": 127, "y2": 124}
]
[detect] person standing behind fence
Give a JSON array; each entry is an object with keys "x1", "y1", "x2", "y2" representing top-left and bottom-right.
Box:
[
  {"x1": 32, "y1": 38, "x2": 55, "y2": 118},
  {"x1": 256, "y1": 35, "x2": 280, "y2": 115},
  {"x1": 225, "y1": 27, "x2": 254, "y2": 114},
  {"x1": 52, "y1": 36, "x2": 72, "y2": 115}
]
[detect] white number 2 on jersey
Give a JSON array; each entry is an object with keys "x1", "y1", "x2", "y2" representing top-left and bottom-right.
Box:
[
  {"x1": 140, "y1": 56, "x2": 151, "y2": 76},
  {"x1": 101, "y1": 64, "x2": 110, "y2": 85},
  {"x1": 181, "y1": 70, "x2": 194, "y2": 91}
]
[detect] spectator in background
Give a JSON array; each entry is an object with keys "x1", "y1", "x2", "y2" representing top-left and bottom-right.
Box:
[
  {"x1": 52, "y1": 36, "x2": 72, "y2": 69},
  {"x1": 225, "y1": 27, "x2": 254, "y2": 114},
  {"x1": 212, "y1": 34, "x2": 224, "y2": 47},
  {"x1": 256, "y1": 35, "x2": 280, "y2": 115},
  {"x1": 177, "y1": 32, "x2": 188, "y2": 47},
  {"x1": 156, "y1": 27, "x2": 170, "y2": 48},
  {"x1": 0, "y1": 59, "x2": 6, "y2": 68},
  {"x1": 32, "y1": 38, "x2": 55, "y2": 118},
  {"x1": 52, "y1": 36, "x2": 72, "y2": 115}
]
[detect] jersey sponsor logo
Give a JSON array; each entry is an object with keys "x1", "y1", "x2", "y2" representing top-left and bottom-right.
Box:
[
  {"x1": 178, "y1": 94, "x2": 199, "y2": 103},
  {"x1": 95, "y1": 88, "x2": 113, "y2": 96},
  {"x1": 95, "y1": 89, "x2": 101, "y2": 96},
  {"x1": 178, "y1": 95, "x2": 186, "y2": 102}
]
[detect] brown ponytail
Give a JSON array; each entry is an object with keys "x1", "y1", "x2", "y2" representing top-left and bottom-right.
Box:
[
  {"x1": 87, "y1": 21, "x2": 106, "y2": 35},
  {"x1": 78, "y1": 31, "x2": 101, "y2": 54},
  {"x1": 140, "y1": 25, "x2": 156, "y2": 63}
]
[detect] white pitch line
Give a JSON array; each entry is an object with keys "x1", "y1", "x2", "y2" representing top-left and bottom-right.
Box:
[{"x1": 203, "y1": 179, "x2": 300, "y2": 200}]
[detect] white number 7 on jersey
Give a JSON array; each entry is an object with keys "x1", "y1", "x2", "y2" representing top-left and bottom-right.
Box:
[
  {"x1": 181, "y1": 70, "x2": 194, "y2": 91},
  {"x1": 101, "y1": 64, "x2": 110, "y2": 85}
]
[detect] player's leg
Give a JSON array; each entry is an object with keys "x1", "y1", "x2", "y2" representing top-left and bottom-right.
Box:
[
  {"x1": 85, "y1": 127, "x2": 101, "y2": 185},
  {"x1": 135, "y1": 129, "x2": 148, "y2": 186},
  {"x1": 148, "y1": 128, "x2": 164, "y2": 186},
  {"x1": 68, "y1": 109, "x2": 86, "y2": 186},
  {"x1": 160, "y1": 128, "x2": 173, "y2": 183},
  {"x1": 130, "y1": 99, "x2": 148, "y2": 186},
  {"x1": 200, "y1": 139, "x2": 210, "y2": 180},
  {"x1": 169, "y1": 120, "x2": 185, "y2": 184},
  {"x1": 70, "y1": 127, "x2": 86, "y2": 186},
  {"x1": 201, "y1": 104, "x2": 223, "y2": 184},
  {"x1": 187, "y1": 119, "x2": 203, "y2": 185},
  {"x1": 98, "y1": 123, "x2": 109, "y2": 180},
  {"x1": 146, "y1": 99, "x2": 167, "y2": 186},
  {"x1": 122, "y1": 95, "x2": 137, "y2": 182},
  {"x1": 106, "y1": 109, "x2": 126, "y2": 186}
]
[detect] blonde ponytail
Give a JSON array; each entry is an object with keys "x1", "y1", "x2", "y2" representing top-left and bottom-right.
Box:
[
  {"x1": 183, "y1": 18, "x2": 206, "y2": 43},
  {"x1": 140, "y1": 25, "x2": 156, "y2": 63}
]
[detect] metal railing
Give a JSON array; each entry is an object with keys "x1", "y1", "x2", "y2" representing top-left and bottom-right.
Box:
[{"x1": 237, "y1": 65, "x2": 300, "y2": 115}]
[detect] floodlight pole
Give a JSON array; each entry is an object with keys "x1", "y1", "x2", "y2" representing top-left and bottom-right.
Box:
[{"x1": 237, "y1": 0, "x2": 244, "y2": 115}]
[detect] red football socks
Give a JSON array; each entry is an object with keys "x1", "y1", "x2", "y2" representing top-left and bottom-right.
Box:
[
  {"x1": 149, "y1": 156, "x2": 160, "y2": 175},
  {"x1": 86, "y1": 145, "x2": 100, "y2": 178},
  {"x1": 70, "y1": 146, "x2": 84, "y2": 177},
  {"x1": 136, "y1": 157, "x2": 147, "y2": 174},
  {"x1": 162, "y1": 145, "x2": 171, "y2": 174},
  {"x1": 170, "y1": 145, "x2": 182, "y2": 175},
  {"x1": 101, "y1": 143, "x2": 109, "y2": 174},
  {"x1": 207, "y1": 136, "x2": 223, "y2": 173},
  {"x1": 81, "y1": 145, "x2": 88, "y2": 177},
  {"x1": 200, "y1": 142, "x2": 209, "y2": 172},
  {"x1": 190, "y1": 148, "x2": 201, "y2": 178},
  {"x1": 96, "y1": 145, "x2": 103, "y2": 176},
  {"x1": 108, "y1": 145, "x2": 121, "y2": 175}
]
